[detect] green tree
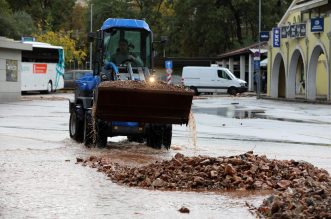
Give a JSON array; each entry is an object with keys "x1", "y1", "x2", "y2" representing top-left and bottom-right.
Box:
[
  {"x1": 0, "y1": 0, "x2": 16, "y2": 38},
  {"x1": 91, "y1": 0, "x2": 133, "y2": 32},
  {"x1": 0, "y1": 0, "x2": 36, "y2": 39},
  {"x1": 12, "y1": 11, "x2": 36, "y2": 38},
  {"x1": 65, "y1": 3, "x2": 89, "y2": 57},
  {"x1": 7, "y1": 0, "x2": 76, "y2": 31}
]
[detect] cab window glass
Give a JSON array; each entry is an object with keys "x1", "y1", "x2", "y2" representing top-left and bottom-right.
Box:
[
  {"x1": 217, "y1": 70, "x2": 231, "y2": 80},
  {"x1": 103, "y1": 28, "x2": 151, "y2": 68}
]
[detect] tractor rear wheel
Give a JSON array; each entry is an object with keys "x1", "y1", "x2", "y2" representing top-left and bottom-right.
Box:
[
  {"x1": 162, "y1": 124, "x2": 172, "y2": 149},
  {"x1": 146, "y1": 124, "x2": 162, "y2": 149},
  {"x1": 128, "y1": 136, "x2": 144, "y2": 143},
  {"x1": 95, "y1": 121, "x2": 107, "y2": 148}
]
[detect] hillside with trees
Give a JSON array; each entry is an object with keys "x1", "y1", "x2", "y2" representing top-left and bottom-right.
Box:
[{"x1": 0, "y1": 0, "x2": 291, "y2": 67}]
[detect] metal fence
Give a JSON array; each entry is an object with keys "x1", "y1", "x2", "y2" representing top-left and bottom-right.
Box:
[{"x1": 66, "y1": 60, "x2": 91, "y2": 70}]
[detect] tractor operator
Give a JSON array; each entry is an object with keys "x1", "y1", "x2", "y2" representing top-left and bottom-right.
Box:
[{"x1": 110, "y1": 39, "x2": 143, "y2": 66}]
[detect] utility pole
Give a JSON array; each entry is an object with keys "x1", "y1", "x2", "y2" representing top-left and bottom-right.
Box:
[
  {"x1": 257, "y1": 0, "x2": 261, "y2": 99},
  {"x1": 90, "y1": 3, "x2": 93, "y2": 70}
]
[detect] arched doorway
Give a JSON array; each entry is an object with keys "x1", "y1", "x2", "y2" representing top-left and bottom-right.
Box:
[
  {"x1": 288, "y1": 49, "x2": 305, "y2": 99},
  {"x1": 307, "y1": 45, "x2": 328, "y2": 100},
  {"x1": 278, "y1": 60, "x2": 286, "y2": 98},
  {"x1": 270, "y1": 53, "x2": 286, "y2": 98}
]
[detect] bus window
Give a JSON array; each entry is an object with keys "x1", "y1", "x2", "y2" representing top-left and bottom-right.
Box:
[{"x1": 22, "y1": 48, "x2": 59, "y2": 63}]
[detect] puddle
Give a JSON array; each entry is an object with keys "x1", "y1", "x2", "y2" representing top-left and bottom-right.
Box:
[
  {"x1": 193, "y1": 107, "x2": 265, "y2": 119},
  {"x1": 193, "y1": 106, "x2": 331, "y2": 125}
]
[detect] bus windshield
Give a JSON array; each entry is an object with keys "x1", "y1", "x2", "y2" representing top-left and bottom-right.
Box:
[{"x1": 103, "y1": 28, "x2": 152, "y2": 68}]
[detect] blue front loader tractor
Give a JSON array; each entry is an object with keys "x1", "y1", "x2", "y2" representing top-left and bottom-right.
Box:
[{"x1": 69, "y1": 18, "x2": 193, "y2": 149}]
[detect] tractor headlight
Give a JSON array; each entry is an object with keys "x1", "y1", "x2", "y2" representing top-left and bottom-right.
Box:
[{"x1": 149, "y1": 76, "x2": 155, "y2": 83}]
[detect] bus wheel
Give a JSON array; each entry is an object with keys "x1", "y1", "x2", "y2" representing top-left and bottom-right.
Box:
[{"x1": 46, "y1": 81, "x2": 53, "y2": 94}]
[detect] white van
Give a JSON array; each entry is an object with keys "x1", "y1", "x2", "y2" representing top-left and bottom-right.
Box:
[{"x1": 182, "y1": 65, "x2": 247, "y2": 95}]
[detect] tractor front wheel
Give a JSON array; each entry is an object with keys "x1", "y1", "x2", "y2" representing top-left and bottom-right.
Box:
[
  {"x1": 83, "y1": 112, "x2": 94, "y2": 146},
  {"x1": 69, "y1": 108, "x2": 83, "y2": 142}
]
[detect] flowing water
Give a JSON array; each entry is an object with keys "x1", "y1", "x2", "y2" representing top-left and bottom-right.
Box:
[{"x1": 188, "y1": 111, "x2": 197, "y2": 151}]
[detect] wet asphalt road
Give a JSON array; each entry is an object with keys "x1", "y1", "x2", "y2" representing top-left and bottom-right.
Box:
[{"x1": 1, "y1": 93, "x2": 331, "y2": 218}]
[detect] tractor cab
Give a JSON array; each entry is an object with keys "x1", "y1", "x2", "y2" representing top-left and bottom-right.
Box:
[{"x1": 93, "y1": 18, "x2": 153, "y2": 81}]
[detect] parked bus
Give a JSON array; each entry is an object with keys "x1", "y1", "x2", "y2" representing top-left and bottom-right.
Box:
[{"x1": 21, "y1": 41, "x2": 64, "y2": 93}]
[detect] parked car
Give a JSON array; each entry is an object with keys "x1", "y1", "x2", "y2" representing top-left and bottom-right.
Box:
[
  {"x1": 182, "y1": 65, "x2": 247, "y2": 95},
  {"x1": 63, "y1": 70, "x2": 93, "y2": 89}
]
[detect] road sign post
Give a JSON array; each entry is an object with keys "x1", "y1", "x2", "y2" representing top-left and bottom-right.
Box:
[
  {"x1": 254, "y1": 51, "x2": 261, "y2": 98},
  {"x1": 165, "y1": 60, "x2": 173, "y2": 84}
]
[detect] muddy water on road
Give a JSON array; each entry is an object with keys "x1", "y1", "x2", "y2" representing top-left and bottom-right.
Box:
[
  {"x1": 0, "y1": 94, "x2": 262, "y2": 218},
  {"x1": 2, "y1": 94, "x2": 331, "y2": 218},
  {"x1": 0, "y1": 138, "x2": 264, "y2": 219}
]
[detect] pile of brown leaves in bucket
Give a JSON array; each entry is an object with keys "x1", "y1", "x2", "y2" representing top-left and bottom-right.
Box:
[
  {"x1": 99, "y1": 80, "x2": 192, "y2": 93},
  {"x1": 77, "y1": 151, "x2": 331, "y2": 218}
]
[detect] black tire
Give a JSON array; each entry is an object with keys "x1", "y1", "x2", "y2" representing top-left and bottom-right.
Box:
[
  {"x1": 46, "y1": 81, "x2": 53, "y2": 94},
  {"x1": 162, "y1": 124, "x2": 172, "y2": 149},
  {"x1": 228, "y1": 87, "x2": 237, "y2": 95},
  {"x1": 83, "y1": 112, "x2": 94, "y2": 146},
  {"x1": 128, "y1": 136, "x2": 144, "y2": 143},
  {"x1": 95, "y1": 121, "x2": 107, "y2": 148},
  {"x1": 146, "y1": 124, "x2": 162, "y2": 149},
  {"x1": 69, "y1": 109, "x2": 83, "y2": 142},
  {"x1": 190, "y1": 86, "x2": 200, "y2": 96},
  {"x1": 151, "y1": 134, "x2": 162, "y2": 149}
]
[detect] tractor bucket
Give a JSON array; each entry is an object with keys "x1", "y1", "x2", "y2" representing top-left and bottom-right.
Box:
[{"x1": 94, "y1": 86, "x2": 193, "y2": 124}]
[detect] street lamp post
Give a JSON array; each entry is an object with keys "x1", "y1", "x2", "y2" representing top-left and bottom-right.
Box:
[
  {"x1": 257, "y1": 0, "x2": 262, "y2": 99},
  {"x1": 90, "y1": 4, "x2": 93, "y2": 70}
]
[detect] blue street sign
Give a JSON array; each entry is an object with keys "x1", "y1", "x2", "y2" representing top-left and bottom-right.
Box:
[
  {"x1": 165, "y1": 60, "x2": 173, "y2": 69},
  {"x1": 254, "y1": 60, "x2": 260, "y2": 70},
  {"x1": 311, "y1": 17, "x2": 324, "y2": 32},
  {"x1": 273, "y1": 28, "x2": 280, "y2": 48},
  {"x1": 259, "y1": 31, "x2": 269, "y2": 42}
]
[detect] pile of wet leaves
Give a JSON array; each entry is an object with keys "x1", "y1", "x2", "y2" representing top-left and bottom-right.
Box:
[
  {"x1": 77, "y1": 151, "x2": 331, "y2": 218},
  {"x1": 99, "y1": 80, "x2": 192, "y2": 93}
]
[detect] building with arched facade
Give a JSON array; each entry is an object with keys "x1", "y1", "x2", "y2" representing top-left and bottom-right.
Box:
[{"x1": 268, "y1": 0, "x2": 331, "y2": 101}]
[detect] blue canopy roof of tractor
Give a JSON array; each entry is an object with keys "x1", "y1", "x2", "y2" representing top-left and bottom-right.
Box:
[{"x1": 101, "y1": 18, "x2": 151, "y2": 32}]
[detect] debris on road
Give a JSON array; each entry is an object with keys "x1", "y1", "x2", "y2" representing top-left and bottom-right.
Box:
[
  {"x1": 257, "y1": 181, "x2": 331, "y2": 218},
  {"x1": 21, "y1": 95, "x2": 69, "y2": 101},
  {"x1": 178, "y1": 206, "x2": 190, "y2": 214},
  {"x1": 76, "y1": 157, "x2": 84, "y2": 163},
  {"x1": 79, "y1": 151, "x2": 331, "y2": 218}
]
